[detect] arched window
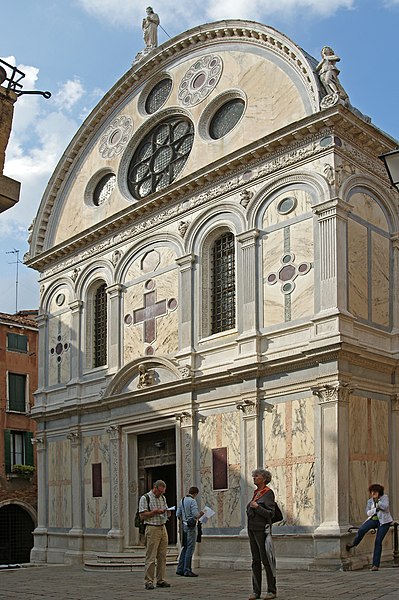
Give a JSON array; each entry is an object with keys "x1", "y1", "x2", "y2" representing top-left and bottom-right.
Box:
[
  {"x1": 93, "y1": 283, "x2": 107, "y2": 367},
  {"x1": 211, "y1": 232, "x2": 236, "y2": 334}
]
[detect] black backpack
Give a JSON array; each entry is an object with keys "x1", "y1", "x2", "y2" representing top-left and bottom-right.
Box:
[
  {"x1": 135, "y1": 493, "x2": 150, "y2": 535},
  {"x1": 272, "y1": 501, "x2": 284, "y2": 524}
]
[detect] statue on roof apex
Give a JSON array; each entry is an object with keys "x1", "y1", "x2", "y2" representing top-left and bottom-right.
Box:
[
  {"x1": 316, "y1": 46, "x2": 349, "y2": 109},
  {"x1": 142, "y1": 6, "x2": 160, "y2": 49}
]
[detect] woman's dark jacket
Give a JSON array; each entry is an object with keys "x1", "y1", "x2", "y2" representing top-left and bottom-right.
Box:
[{"x1": 246, "y1": 489, "x2": 275, "y2": 531}]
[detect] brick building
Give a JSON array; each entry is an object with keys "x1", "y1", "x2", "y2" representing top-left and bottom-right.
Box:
[
  {"x1": 0, "y1": 61, "x2": 20, "y2": 213},
  {"x1": 0, "y1": 311, "x2": 38, "y2": 564}
]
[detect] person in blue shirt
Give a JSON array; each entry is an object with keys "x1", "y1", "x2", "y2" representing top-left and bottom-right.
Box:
[{"x1": 176, "y1": 486, "x2": 204, "y2": 577}]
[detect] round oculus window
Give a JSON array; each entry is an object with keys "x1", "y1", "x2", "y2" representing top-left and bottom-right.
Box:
[
  {"x1": 277, "y1": 196, "x2": 297, "y2": 215},
  {"x1": 127, "y1": 117, "x2": 194, "y2": 199},
  {"x1": 93, "y1": 173, "x2": 116, "y2": 206},
  {"x1": 145, "y1": 78, "x2": 172, "y2": 114},
  {"x1": 209, "y1": 98, "x2": 245, "y2": 140}
]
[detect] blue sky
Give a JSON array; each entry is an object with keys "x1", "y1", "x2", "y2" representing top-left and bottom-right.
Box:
[{"x1": 1, "y1": 0, "x2": 399, "y2": 314}]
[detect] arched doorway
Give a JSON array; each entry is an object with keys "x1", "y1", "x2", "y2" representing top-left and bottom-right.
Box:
[{"x1": 0, "y1": 504, "x2": 35, "y2": 564}]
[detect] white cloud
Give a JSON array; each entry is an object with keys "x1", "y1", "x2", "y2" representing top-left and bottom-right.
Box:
[
  {"x1": 77, "y1": 0, "x2": 355, "y2": 29},
  {"x1": 53, "y1": 78, "x2": 85, "y2": 112}
]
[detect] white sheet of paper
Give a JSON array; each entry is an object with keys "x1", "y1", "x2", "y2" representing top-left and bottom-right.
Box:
[
  {"x1": 167, "y1": 506, "x2": 176, "y2": 511},
  {"x1": 199, "y1": 505, "x2": 215, "y2": 523}
]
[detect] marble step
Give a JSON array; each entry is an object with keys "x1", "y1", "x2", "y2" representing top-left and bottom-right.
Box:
[{"x1": 84, "y1": 547, "x2": 179, "y2": 572}]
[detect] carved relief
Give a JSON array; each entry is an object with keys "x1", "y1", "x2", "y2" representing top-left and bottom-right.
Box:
[
  {"x1": 178, "y1": 221, "x2": 189, "y2": 238},
  {"x1": 99, "y1": 115, "x2": 133, "y2": 159},
  {"x1": 137, "y1": 363, "x2": 154, "y2": 388},
  {"x1": 178, "y1": 55, "x2": 223, "y2": 107},
  {"x1": 312, "y1": 382, "x2": 352, "y2": 404},
  {"x1": 240, "y1": 189, "x2": 254, "y2": 208}
]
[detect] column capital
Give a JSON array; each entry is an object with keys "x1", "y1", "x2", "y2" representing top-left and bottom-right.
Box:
[
  {"x1": 36, "y1": 313, "x2": 49, "y2": 327},
  {"x1": 236, "y1": 228, "x2": 260, "y2": 246},
  {"x1": 176, "y1": 410, "x2": 194, "y2": 427},
  {"x1": 312, "y1": 381, "x2": 353, "y2": 404},
  {"x1": 312, "y1": 197, "x2": 352, "y2": 220},
  {"x1": 68, "y1": 299, "x2": 83, "y2": 312},
  {"x1": 176, "y1": 252, "x2": 196, "y2": 269},
  {"x1": 391, "y1": 394, "x2": 399, "y2": 412},
  {"x1": 67, "y1": 429, "x2": 81, "y2": 446},
  {"x1": 106, "y1": 283, "x2": 126, "y2": 297},
  {"x1": 32, "y1": 435, "x2": 47, "y2": 451},
  {"x1": 106, "y1": 424, "x2": 121, "y2": 440}
]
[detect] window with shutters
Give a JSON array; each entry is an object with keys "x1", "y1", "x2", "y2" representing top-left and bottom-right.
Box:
[
  {"x1": 7, "y1": 333, "x2": 28, "y2": 353},
  {"x1": 7, "y1": 373, "x2": 27, "y2": 412},
  {"x1": 4, "y1": 430, "x2": 34, "y2": 473}
]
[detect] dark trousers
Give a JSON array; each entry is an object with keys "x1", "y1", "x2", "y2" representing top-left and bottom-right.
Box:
[
  {"x1": 248, "y1": 528, "x2": 276, "y2": 595},
  {"x1": 353, "y1": 519, "x2": 392, "y2": 567}
]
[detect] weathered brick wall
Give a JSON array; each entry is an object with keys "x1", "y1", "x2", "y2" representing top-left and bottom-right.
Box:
[{"x1": 0, "y1": 86, "x2": 16, "y2": 173}]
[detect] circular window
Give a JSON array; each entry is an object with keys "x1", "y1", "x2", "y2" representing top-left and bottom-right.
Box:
[
  {"x1": 145, "y1": 78, "x2": 172, "y2": 114},
  {"x1": 93, "y1": 173, "x2": 116, "y2": 206},
  {"x1": 55, "y1": 293, "x2": 65, "y2": 306},
  {"x1": 127, "y1": 117, "x2": 194, "y2": 199},
  {"x1": 209, "y1": 98, "x2": 245, "y2": 140},
  {"x1": 277, "y1": 196, "x2": 297, "y2": 215}
]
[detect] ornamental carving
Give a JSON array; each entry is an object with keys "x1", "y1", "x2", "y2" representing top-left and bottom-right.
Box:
[
  {"x1": 106, "y1": 425, "x2": 121, "y2": 441},
  {"x1": 178, "y1": 55, "x2": 222, "y2": 107},
  {"x1": 312, "y1": 382, "x2": 352, "y2": 404},
  {"x1": 99, "y1": 115, "x2": 133, "y2": 159}
]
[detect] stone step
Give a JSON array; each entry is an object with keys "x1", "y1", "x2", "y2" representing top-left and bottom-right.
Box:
[{"x1": 84, "y1": 548, "x2": 179, "y2": 572}]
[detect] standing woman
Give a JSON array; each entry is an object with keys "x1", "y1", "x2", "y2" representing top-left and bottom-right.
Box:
[
  {"x1": 346, "y1": 483, "x2": 393, "y2": 570},
  {"x1": 247, "y1": 469, "x2": 277, "y2": 600}
]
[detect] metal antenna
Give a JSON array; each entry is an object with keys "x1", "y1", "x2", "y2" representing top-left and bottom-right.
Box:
[
  {"x1": 6, "y1": 248, "x2": 21, "y2": 313},
  {"x1": 159, "y1": 24, "x2": 171, "y2": 38}
]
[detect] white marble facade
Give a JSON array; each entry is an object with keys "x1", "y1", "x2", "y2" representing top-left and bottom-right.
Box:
[{"x1": 27, "y1": 20, "x2": 399, "y2": 569}]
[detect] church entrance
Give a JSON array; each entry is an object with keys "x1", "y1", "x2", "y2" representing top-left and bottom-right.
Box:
[{"x1": 137, "y1": 428, "x2": 177, "y2": 544}]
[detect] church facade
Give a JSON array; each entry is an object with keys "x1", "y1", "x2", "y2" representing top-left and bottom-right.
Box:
[{"x1": 26, "y1": 20, "x2": 399, "y2": 570}]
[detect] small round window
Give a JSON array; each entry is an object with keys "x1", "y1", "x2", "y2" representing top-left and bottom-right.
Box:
[
  {"x1": 145, "y1": 78, "x2": 172, "y2": 114},
  {"x1": 127, "y1": 117, "x2": 194, "y2": 199},
  {"x1": 93, "y1": 173, "x2": 116, "y2": 206},
  {"x1": 209, "y1": 98, "x2": 245, "y2": 140},
  {"x1": 277, "y1": 196, "x2": 297, "y2": 215}
]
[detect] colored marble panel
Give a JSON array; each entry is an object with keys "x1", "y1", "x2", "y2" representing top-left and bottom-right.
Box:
[
  {"x1": 349, "y1": 396, "x2": 368, "y2": 455},
  {"x1": 262, "y1": 189, "x2": 312, "y2": 229},
  {"x1": 349, "y1": 460, "x2": 368, "y2": 523},
  {"x1": 349, "y1": 193, "x2": 389, "y2": 232},
  {"x1": 265, "y1": 403, "x2": 286, "y2": 461},
  {"x1": 292, "y1": 462, "x2": 315, "y2": 526},
  {"x1": 348, "y1": 219, "x2": 368, "y2": 320},
  {"x1": 370, "y1": 399, "x2": 388, "y2": 456},
  {"x1": 48, "y1": 439, "x2": 71, "y2": 528},
  {"x1": 291, "y1": 398, "x2": 315, "y2": 457},
  {"x1": 83, "y1": 434, "x2": 110, "y2": 530},
  {"x1": 263, "y1": 228, "x2": 285, "y2": 326},
  {"x1": 371, "y1": 232, "x2": 390, "y2": 326},
  {"x1": 124, "y1": 247, "x2": 177, "y2": 283}
]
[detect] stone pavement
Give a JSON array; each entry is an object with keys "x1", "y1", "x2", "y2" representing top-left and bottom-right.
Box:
[{"x1": 0, "y1": 564, "x2": 398, "y2": 600}]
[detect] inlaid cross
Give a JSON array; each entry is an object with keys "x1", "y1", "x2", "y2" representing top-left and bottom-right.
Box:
[{"x1": 133, "y1": 285, "x2": 169, "y2": 344}]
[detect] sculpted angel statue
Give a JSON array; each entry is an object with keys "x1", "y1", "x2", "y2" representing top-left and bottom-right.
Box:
[{"x1": 142, "y1": 7, "x2": 160, "y2": 49}]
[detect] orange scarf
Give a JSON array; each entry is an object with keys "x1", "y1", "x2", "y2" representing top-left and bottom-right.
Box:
[{"x1": 252, "y1": 485, "x2": 270, "y2": 502}]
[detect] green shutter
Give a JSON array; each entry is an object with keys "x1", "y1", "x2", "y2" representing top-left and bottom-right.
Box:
[
  {"x1": 4, "y1": 429, "x2": 11, "y2": 473},
  {"x1": 24, "y1": 432, "x2": 34, "y2": 466},
  {"x1": 8, "y1": 373, "x2": 26, "y2": 412},
  {"x1": 7, "y1": 333, "x2": 28, "y2": 352}
]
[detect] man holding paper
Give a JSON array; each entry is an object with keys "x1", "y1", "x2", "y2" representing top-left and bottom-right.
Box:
[{"x1": 176, "y1": 486, "x2": 204, "y2": 577}]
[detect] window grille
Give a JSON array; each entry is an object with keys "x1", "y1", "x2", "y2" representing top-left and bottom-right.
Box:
[
  {"x1": 145, "y1": 78, "x2": 172, "y2": 114},
  {"x1": 94, "y1": 284, "x2": 107, "y2": 367},
  {"x1": 211, "y1": 232, "x2": 236, "y2": 334},
  {"x1": 209, "y1": 98, "x2": 245, "y2": 140}
]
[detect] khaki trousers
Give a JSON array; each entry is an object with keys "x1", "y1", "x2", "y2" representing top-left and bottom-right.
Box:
[{"x1": 144, "y1": 524, "x2": 168, "y2": 584}]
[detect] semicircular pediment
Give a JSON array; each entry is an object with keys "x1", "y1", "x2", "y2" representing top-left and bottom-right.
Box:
[{"x1": 106, "y1": 357, "x2": 185, "y2": 397}]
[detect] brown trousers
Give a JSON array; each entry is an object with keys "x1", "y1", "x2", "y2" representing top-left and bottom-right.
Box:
[{"x1": 144, "y1": 524, "x2": 168, "y2": 584}]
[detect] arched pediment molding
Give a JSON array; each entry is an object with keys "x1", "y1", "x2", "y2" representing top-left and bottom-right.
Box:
[
  {"x1": 40, "y1": 278, "x2": 75, "y2": 314},
  {"x1": 116, "y1": 234, "x2": 184, "y2": 285},
  {"x1": 340, "y1": 174, "x2": 399, "y2": 233},
  {"x1": 186, "y1": 204, "x2": 245, "y2": 255},
  {"x1": 105, "y1": 356, "x2": 183, "y2": 397},
  {"x1": 251, "y1": 171, "x2": 329, "y2": 229},
  {"x1": 75, "y1": 261, "x2": 114, "y2": 299}
]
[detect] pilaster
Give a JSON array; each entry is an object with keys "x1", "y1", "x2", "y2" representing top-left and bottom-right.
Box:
[
  {"x1": 390, "y1": 395, "x2": 399, "y2": 520},
  {"x1": 65, "y1": 428, "x2": 83, "y2": 564},
  {"x1": 35, "y1": 313, "x2": 48, "y2": 392},
  {"x1": 176, "y1": 410, "x2": 196, "y2": 498},
  {"x1": 31, "y1": 435, "x2": 48, "y2": 563},
  {"x1": 106, "y1": 424, "x2": 124, "y2": 550},
  {"x1": 176, "y1": 253, "x2": 196, "y2": 360},
  {"x1": 68, "y1": 299, "x2": 83, "y2": 381},
  {"x1": 106, "y1": 283, "x2": 125, "y2": 372}
]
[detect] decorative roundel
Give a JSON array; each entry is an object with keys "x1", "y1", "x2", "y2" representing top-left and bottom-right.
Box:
[
  {"x1": 93, "y1": 173, "x2": 116, "y2": 206},
  {"x1": 127, "y1": 117, "x2": 194, "y2": 199},
  {"x1": 99, "y1": 115, "x2": 133, "y2": 159},
  {"x1": 178, "y1": 55, "x2": 223, "y2": 107},
  {"x1": 55, "y1": 293, "x2": 65, "y2": 306},
  {"x1": 277, "y1": 196, "x2": 297, "y2": 215}
]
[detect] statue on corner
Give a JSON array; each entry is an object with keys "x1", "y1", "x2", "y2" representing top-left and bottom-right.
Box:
[
  {"x1": 316, "y1": 46, "x2": 349, "y2": 108},
  {"x1": 142, "y1": 6, "x2": 160, "y2": 49}
]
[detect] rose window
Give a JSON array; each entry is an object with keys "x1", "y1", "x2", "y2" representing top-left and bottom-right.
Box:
[{"x1": 127, "y1": 117, "x2": 194, "y2": 199}]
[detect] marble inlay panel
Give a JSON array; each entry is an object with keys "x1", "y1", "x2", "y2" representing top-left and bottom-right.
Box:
[
  {"x1": 349, "y1": 396, "x2": 368, "y2": 454},
  {"x1": 268, "y1": 465, "x2": 286, "y2": 521},
  {"x1": 262, "y1": 189, "x2": 312, "y2": 229},
  {"x1": 292, "y1": 462, "x2": 315, "y2": 526},
  {"x1": 83, "y1": 434, "x2": 110, "y2": 530},
  {"x1": 370, "y1": 399, "x2": 388, "y2": 455},
  {"x1": 371, "y1": 232, "x2": 389, "y2": 326},
  {"x1": 48, "y1": 312, "x2": 71, "y2": 386},
  {"x1": 291, "y1": 398, "x2": 314, "y2": 457},
  {"x1": 263, "y1": 228, "x2": 285, "y2": 326},
  {"x1": 348, "y1": 219, "x2": 368, "y2": 320},
  {"x1": 349, "y1": 193, "x2": 389, "y2": 232},
  {"x1": 124, "y1": 247, "x2": 177, "y2": 283},
  {"x1": 265, "y1": 404, "x2": 286, "y2": 461},
  {"x1": 349, "y1": 460, "x2": 368, "y2": 523},
  {"x1": 290, "y1": 219, "x2": 314, "y2": 320},
  {"x1": 49, "y1": 287, "x2": 70, "y2": 313},
  {"x1": 48, "y1": 439, "x2": 71, "y2": 528}
]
